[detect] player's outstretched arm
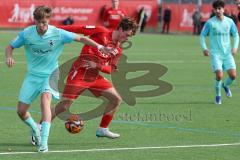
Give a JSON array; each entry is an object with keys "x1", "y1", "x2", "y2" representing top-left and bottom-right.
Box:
[
  {"x1": 5, "y1": 45, "x2": 15, "y2": 68},
  {"x1": 74, "y1": 34, "x2": 114, "y2": 55}
]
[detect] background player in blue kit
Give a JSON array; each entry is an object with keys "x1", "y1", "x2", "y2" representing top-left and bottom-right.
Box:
[
  {"x1": 200, "y1": 0, "x2": 239, "y2": 105},
  {"x1": 5, "y1": 5, "x2": 111, "y2": 152}
]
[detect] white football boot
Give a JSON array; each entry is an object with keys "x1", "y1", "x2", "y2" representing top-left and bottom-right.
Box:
[
  {"x1": 38, "y1": 145, "x2": 48, "y2": 153},
  {"x1": 96, "y1": 127, "x2": 120, "y2": 139}
]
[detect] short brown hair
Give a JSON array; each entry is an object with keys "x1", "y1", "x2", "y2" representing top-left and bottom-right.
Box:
[
  {"x1": 33, "y1": 6, "x2": 52, "y2": 20},
  {"x1": 212, "y1": 0, "x2": 225, "y2": 9},
  {"x1": 118, "y1": 17, "x2": 139, "y2": 35}
]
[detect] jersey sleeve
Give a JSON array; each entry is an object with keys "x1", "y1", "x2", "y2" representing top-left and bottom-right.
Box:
[
  {"x1": 200, "y1": 21, "x2": 210, "y2": 51},
  {"x1": 98, "y1": 64, "x2": 115, "y2": 74},
  {"x1": 99, "y1": 65, "x2": 116, "y2": 74},
  {"x1": 230, "y1": 20, "x2": 239, "y2": 49},
  {"x1": 10, "y1": 31, "x2": 25, "y2": 48},
  {"x1": 58, "y1": 25, "x2": 108, "y2": 36},
  {"x1": 201, "y1": 21, "x2": 210, "y2": 37},
  {"x1": 59, "y1": 28, "x2": 77, "y2": 43}
]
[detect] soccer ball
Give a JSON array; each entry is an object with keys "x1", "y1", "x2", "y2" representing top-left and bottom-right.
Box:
[{"x1": 65, "y1": 115, "x2": 84, "y2": 134}]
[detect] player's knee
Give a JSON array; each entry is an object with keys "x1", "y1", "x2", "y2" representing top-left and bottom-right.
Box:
[
  {"x1": 113, "y1": 95, "x2": 122, "y2": 106},
  {"x1": 215, "y1": 70, "x2": 223, "y2": 80},
  {"x1": 216, "y1": 75, "x2": 223, "y2": 81},
  {"x1": 63, "y1": 99, "x2": 73, "y2": 106},
  {"x1": 230, "y1": 75, "x2": 236, "y2": 80},
  {"x1": 17, "y1": 109, "x2": 26, "y2": 119},
  {"x1": 16, "y1": 110, "x2": 22, "y2": 117},
  {"x1": 216, "y1": 77, "x2": 221, "y2": 81},
  {"x1": 231, "y1": 76, "x2": 236, "y2": 80},
  {"x1": 60, "y1": 99, "x2": 73, "y2": 111}
]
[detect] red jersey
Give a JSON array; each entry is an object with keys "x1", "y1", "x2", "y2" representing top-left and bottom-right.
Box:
[
  {"x1": 58, "y1": 25, "x2": 122, "y2": 81},
  {"x1": 103, "y1": 7, "x2": 126, "y2": 30}
]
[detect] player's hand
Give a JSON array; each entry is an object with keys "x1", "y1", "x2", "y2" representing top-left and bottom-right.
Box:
[
  {"x1": 6, "y1": 57, "x2": 14, "y2": 68},
  {"x1": 203, "y1": 49, "x2": 209, "y2": 56},
  {"x1": 232, "y1": 48, "x2": 237, "y2": 56},
  {"x1": 107, "y1": 47, "x2": 118, "y2": 56},
  {"x1": 100, "y1": 46, "x2": 117, "y2": 56},
  {"x1": 98, "y1": 45, "x2": 118, "y2": 56}
]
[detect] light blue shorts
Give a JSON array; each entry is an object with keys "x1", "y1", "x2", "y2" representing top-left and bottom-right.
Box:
[
  {"x1": 18, "y1": 73, "x2": 60, "y2": 104},
  {"x1": 210, "y1": 54, "x2": 236, "y2": 72}
]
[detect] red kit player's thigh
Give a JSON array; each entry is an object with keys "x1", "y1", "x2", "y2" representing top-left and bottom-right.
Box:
[
  {"x1": 89, "y1": 76, "x2": 113, "y2": 97},
  {"x1": 62, "y1": 70, "x2": 91, "y2": 99},
  {"x1": 62, "y1": 82, "x2": 87, "y2": 100}
]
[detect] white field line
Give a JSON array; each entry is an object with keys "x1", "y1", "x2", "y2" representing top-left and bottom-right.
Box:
[{"x1": 1, "y1": 142, "x2": 240, "y2": 155}]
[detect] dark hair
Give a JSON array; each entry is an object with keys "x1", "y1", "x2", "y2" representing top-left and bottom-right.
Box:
[
  {"x1": 212, "y1": 0, "x2": 225, "y2": 9},
  {"x1": 117, "y1": 17, "x2": 139, "y2": 35},
  {"x1": 33, "y1": 6, "x2": 52, "y2": 20}
]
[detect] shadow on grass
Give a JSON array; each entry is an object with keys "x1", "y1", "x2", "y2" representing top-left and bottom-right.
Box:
[{"x1": 0, "y1": 143, "x2": 37, "y2": 152}]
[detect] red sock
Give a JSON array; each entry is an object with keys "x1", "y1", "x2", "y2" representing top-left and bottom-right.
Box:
[{"x1": 100, "y1": 114, "x2": 113, "y2": 128}]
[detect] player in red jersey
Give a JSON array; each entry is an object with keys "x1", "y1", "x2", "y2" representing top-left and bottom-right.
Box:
[
  {"x1": 51, "y1": 18, "x2": 138, "y2": 138},
  {"x1": 103, "y1": 0, "x2": 127, "y2": 30}
]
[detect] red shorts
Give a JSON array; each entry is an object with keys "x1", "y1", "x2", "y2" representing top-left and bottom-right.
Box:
[{"x1": 62, "y1": 69, "x2": 112, "y2": 99}]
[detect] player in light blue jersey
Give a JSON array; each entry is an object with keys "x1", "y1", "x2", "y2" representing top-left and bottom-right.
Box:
[
  {"x1": 200, "y1": 0, "x2": 239, "y2": 105},
  {"x1": 5, "y1": 6, "x2": 112, "y2": 153}
]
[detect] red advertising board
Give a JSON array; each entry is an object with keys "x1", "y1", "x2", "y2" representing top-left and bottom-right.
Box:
[
  {"x1": 162, "y1": 3, "x2": 239, "y2": 33},
  {"x1": 0, "y1": 0, "x2": 158, "y2": 28}
]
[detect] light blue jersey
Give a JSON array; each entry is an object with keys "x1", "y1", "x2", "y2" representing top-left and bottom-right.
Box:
[
  {"x1": 11, "y1": 25, "x2": 76, "y2": 76},
  {"x1": 10, "y1": 25, "x2": 77, "y2": 104},
  {"x1": 200, "y1": 16, "x2": 239, "y2": 57},
  {"x1": 200, "y1": 16, "x2": 239, "y2": 72}
]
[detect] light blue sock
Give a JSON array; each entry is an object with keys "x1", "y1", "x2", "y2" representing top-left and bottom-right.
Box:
[
  {"x1": 24, "y1": 117, "x2": 38, "y2": 132},
  {"x1": 41, "y1": 121, "x2": 51, "y2": 147},
  {"x1": 215, "y1": 80, "x2": 222, "y2": 96},
  {"x1": 224, "y1": 77, "x2": 234, "y2": 88}
]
